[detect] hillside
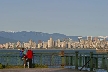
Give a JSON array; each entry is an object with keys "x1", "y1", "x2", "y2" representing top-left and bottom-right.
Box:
[
  {"x1": 0, "y1": 31, "x2": 80, "y2": 43},
  {"x1": 0, "y1": 36, "x2": 18, "y2": 44}
]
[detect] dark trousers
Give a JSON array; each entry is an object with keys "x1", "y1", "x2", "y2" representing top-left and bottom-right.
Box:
[{"x1": 28, "y1": 58, "x2": 32, "y2": 68}]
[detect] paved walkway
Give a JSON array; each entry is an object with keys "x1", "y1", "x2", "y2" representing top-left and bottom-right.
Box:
[{"x1": 0, "y1": 68, "x2": 93, "y2": 72}]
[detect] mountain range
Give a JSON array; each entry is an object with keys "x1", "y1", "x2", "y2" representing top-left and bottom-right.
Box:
[{"x1": 0, "y1": 31, "x2": 83, "y2": 44}]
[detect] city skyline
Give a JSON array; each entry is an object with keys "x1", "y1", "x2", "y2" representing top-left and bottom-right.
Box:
[
  {"x1": 0, "y1": 36, "x2": 108, "y2": 50},
  {"x1": 0, "y1": 0, "x2": 108, "y2": 36}
]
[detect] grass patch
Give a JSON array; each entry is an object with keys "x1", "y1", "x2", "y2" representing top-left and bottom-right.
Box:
[
  {"x1": 5, "y1": 65, "x2": 24, "y2": 69},
  {"x1": 33, "y1": 64, "x2": 48, "y2": 68},
  {"x1": 0, "y1": 63, "x2": 48, "y2": 69}
]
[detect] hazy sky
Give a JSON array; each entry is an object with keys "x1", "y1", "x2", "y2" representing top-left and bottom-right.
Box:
[{"x1": 0, "y1": 0, "x2": 108, "y2": 36}]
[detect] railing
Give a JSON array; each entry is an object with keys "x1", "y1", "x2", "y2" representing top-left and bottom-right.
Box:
[{"x1": 0, "y1": 51, "x2": 108, "y2": 72}]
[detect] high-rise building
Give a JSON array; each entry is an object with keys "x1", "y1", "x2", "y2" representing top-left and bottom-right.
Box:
[
  {"x1": 32, "y1": 42, "x2": 36, "y2": 48},
  {"x1": 38, "y1": 44, "x2": 41, "y2": 48},
  {"x1": 48, "y1": 40, "x2": 50, "y2": 48},
  {"x1": 62, "y1": 41, "x2": 66, "y2": 48},
  {"x1": 16, "y1": 41, "x2": 21, "y2": 47},
  {"x1": 5, "y1": 43, "x2": 9, "y2": 48},
  {"x1": 93, "y1": 37, "x2": 99, "y2": 41},
  {"x1": 57, "y1": 39, "x2": 61, "y2": 47},
  {"x1": 68, "y1": 42, "x2": 71, "y2": 48},
  {"x1": 29, "y1": 39, "x2": 33, "y2": 47},
  {"x1": 55, "y1": 40, "x2": 58, "y2": 47},
  {"x1": 50, "y1": 37, "x2": 53, "y2": 48},
  {"x1": 87, "y1": 36, "x2": 92, "y2": 41},
  {"x1": 43, "y1": 42, "x2": 47, "y2": 48}
]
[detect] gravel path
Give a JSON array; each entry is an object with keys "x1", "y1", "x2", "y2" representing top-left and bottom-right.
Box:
[{"x1": 0, "y1": 68, "x2": 93, "y2": 72}]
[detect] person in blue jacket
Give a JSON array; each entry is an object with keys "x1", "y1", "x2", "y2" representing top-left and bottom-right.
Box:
[{"x1": 19, "y1": 48, "x2": 27, "y2": 68}]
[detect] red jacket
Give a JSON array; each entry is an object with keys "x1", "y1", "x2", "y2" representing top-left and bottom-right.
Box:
[{"x1": 27, "y1": 50, "x2": 33, "y2": 59}]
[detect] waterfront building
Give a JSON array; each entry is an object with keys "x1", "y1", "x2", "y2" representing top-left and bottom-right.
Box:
[
  {"x1": 58, "y1": 42, "x2": 60, "y2": 47},
  {"x1": 1, "y1": 36, "x2": 108, "y2": 49},
  {"x1": 61, "y1": 42, "x2": 64, "y2": 48},
  {"x1": 24, "y1": 42, "x2": 29, "y2": 48},
  {"x1": 9, "y1": 43, "x2": 14, "y2": 49},
  {"x1": 92, "y1": 44, "x2": 96, "y2": 48},
  {"x1": 72, "y1": 43, "x2": 76, "y2": 48},
  {"x1": 16, "y1": 41, "x2": 21, "y2": 47},
  {"x1": 29, "y1": 39, "x2": 33, "y2": 48},
  {"x1": 55, "y1": 40, "x2": 58, "y2": 47},
  {"x1": 21, "y1": 43, "x2": 24, "y2": 48},
  {"x1": 53, "y1": 41, "x2": 55, "y2": 47},
  {"x1": 37, "y1": 44, "x2": 40, "y2": 48},
  {"x1": 80, "y1": 44, "x2": 83, "y2": 48},
  {"x1": 57, "y1": 39, "x2": 61, "y2": 47},
  {"x1": 78, "y1": 36, "x2": 82, "y2": 42},
  {"x1": 5, "y1": 43, "x2": 9, "y2": 49},
  {"x1": 49, "y1": 37, "x2": 53, "y2": 48},
  {"x1": 93, "y1": 37, "x2": 99, "y2": 42},
  {"x1": 87, "y1": 36, "x2": 92, "y2": 41},
  {"x1": 43, "y1": 42, "x2": 48, "y2": 48},
  {"x1": 84, "y1": 45, "x2": 87, "y2": 48},
  {"x1": 0, "y1": 44, "x2": 2, "y2": 48},
  {"x1": 32, "y1": 42, "x2": 36, "y2": 49},
  {"x1": 2, "y1": 44, "x2": 5, "y2": 48},
  {"x1": 61, "y1": 41, "x2": 66, "y2": 48},
  {"x1": 68, "y1": 42, "x2": 71, "y2": 48},
  {"x1": 48, "y1": 40, "x2": 50, "y2": 48}
]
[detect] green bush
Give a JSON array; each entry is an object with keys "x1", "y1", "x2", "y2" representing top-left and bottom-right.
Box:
[
  {"x1": 33, "y1": 64, "x2": 48, "y2": 68},
  {"x1": 0, "y1": 63, "x2": 48, "y2": 69},
  {"x1": 0, "y1": 63, "x2": 3, "y2": 69},
  {"x1": 5, "y1": 65, "x2": 24, "y2": 68}
]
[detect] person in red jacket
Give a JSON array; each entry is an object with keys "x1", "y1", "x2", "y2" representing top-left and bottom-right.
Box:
[{"x1": 27, "y1": 48, "x2": 33, "y2": 68}]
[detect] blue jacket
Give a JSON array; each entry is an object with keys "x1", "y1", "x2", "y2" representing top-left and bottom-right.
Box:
[{"x1": 19, "y1": 50, "x2": 23, "y2": 58}]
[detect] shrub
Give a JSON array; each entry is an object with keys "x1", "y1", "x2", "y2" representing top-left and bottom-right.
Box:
[
  {"x1": 5, "y1": 65, "x2": 24, "y2": 68},
  {"x1": 0, "y1": 63, "x2": 3, "y2": 69},
  {"x1": 0, "y1": 63, "x2": 48, "y2": 69},
  {"x1": 33, "y1": 64, "x2": 48, "y2": 68}
]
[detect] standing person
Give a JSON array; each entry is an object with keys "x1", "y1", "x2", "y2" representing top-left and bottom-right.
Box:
[
  {"x1": 20, "y1": 48, "x2": 27, "y2": 68},
  {"x1": 27, "y1": 48, "x2": 33, "y2": 68},
  {"x1": 20, "y1": 49, "x2": 23, "y2": 59}
]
